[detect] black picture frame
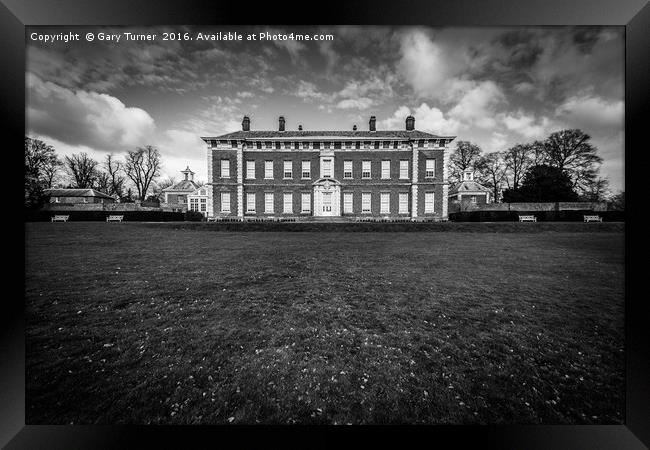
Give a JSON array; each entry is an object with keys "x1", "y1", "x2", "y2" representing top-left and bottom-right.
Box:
[{"x1": 3, "y1": 0, "x2": 648, "y2": 448}]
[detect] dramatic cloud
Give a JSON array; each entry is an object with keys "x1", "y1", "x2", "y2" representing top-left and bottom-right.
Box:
[
  {"x1": 27, "y1": 73, "x2": 155, "y2": 152},
  {"x1": 379, "y1": 103, "x2": 460, "y2": 135},
  {"x1": 499, "y1": 111, "x2": 552, "y2": 139},
  {"x1": 555, "y1": 94, "x2": 624, "y2": 131}
]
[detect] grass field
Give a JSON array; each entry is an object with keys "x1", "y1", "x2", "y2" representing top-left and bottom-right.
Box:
[{"x1": 25, "y1": 222, "x2": 625, "y2": 424}]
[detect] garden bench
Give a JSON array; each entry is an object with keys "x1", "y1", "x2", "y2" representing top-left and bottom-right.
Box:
[
  {"x1": 518, "y1": 215, "x2": 537, "y2": 222},
  {"x1": 583, "y1": 215, "x2": 603, "y2": 222},
  {"x1": 51, "y1": 215, "x2": 69, "y2": 222},
  {"x1": 106, "y1": 215, "x2": 124, "y2": 222}
]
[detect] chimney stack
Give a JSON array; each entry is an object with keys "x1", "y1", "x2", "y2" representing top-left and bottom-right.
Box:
[
  {"x1": 353, "y1": 124, "x2": 358, "y2": 131},
  {"x1": 279, "y1": 116, "x2": 286, "y2": 132},
  {"x1": 242, "y1": 115, "x2": 250, "y2": 131},
  {"x1": 298, "y1": 124, "x2": 303, "y2": 131},
  {"x1": 406, "y1": 115, "x2": 415, "y2": 131},
  {"x1": 369, "y1": 116, "x2": 376, "y2": 132}
]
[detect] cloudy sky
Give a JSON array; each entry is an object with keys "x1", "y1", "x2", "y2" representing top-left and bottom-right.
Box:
[{"x1": 26, "y1": 25, "x2": 624, "y2": 192}]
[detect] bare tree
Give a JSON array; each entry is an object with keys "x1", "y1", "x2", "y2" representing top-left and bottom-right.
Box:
[
  {"x1": 104, "y1": 154, "x2": 126, "y2": 198},
  {"x1": 529, "y1": 140, "x2": 548, "y2": 166},
  {"x1": 580, "y1": 177, "x2": 610, "y2": 202},
  {"x1": 65, "y1": 153, "x2": 99, "y2": 188},
  {"x1": 124, "y1": 145, "x2": 162, "y2": 200},
  {"x1": 25, "y1": 137, "x2": 59, "y2": 207},
  {"x1": 503, "y1": 144, "x2": 531, "y2": 190},
  {"x1": 450, "y1": 141, "x2": 482, "y2": 183},
  {"x1": 475, "y1": 152, "x2": 507, "y2": 203},
  {"x1": 41, "y1": 156, "x2": 63, "y2": 188},
  {"x1": 543, "y1": 129, "x2": 603, "y2": 192},
  {"x1": 94, "y1": 172, "x2": 112, "y2": 195}
]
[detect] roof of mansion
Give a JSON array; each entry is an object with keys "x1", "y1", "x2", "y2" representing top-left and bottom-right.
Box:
[
  {"x1": 449, "y1": 180, "x2": 492, "y2": 195},
  {"x1": 202, "y1": 130, "x2": 453, "y2": 141}
]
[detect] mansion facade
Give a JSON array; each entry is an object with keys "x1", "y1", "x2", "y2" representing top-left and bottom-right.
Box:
[{"x1": 201, "y1": 115, "x2": 455, "y2": 220}]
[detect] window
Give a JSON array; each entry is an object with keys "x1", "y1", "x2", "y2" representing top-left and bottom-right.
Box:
[
  {"x1": 380, "y1": 192, "x2": 390, "y2": 214},
  {"x1": 283, "y1": 161, "x2": 293, "y2": 179},
  {"x1": 393, "y1": 141, "x2": 398, "y2": 149},
  {"x1": 246, "y1": 193, "x2": 256, "y2": 213},
  {"x1": 471, "y1": 195, "x2": 477, "y2": 204},
  {"x1": 256, "y1": 142, "x2": 262, "y2": 149},
  {"x1": 221, "y1": 193, "x2": 230, "y2": 212},
  {"x1": 246, "y1": 160, "x2": 255, "y2": 179},
  {"x1": 345, "y1": 141, "x2": 352, "y2": 149},
  {"x1": 355, "y1": 141, "x2": 361, "y2": 149},
  {"x1": 383, "y1": 141, "x2": 390, "y2": 149},
  {"x1": 343, "y1": 160, "x2": 353, "y2": 179},
  {"x1": 231, "y1": 140, "x2": 238, "y2": 148},
  {"x1": 190, "y1": 198, "x2": 198, "y2": 211},
  {"x1": 426, "y1": 159, "x2": 436, "y2": 178},
  {"x1": 313, "y1": 142, "x2": 320, "y2": 149},
  {"x1": 399, "y1": 193, "x2": 409, "y2": 214},
  {"x1": 323, "y1": 141, "x2": 331, "y2": 149},
  {"x1": 418, "y1": 140, "x2": 424, "y2": 148},
  {"x1": 334, "y1": 141, "x2": 341, "y2": 149},
  {"x1": 246, "y1": 141, "x2": 253, "y2": 149},
  {"x1": 439, "y1": 140, "x2": 446, "y2": 147},
  {"x1": 322, "y1": 159, "x2": 333, "y2": 178},
  {"x1": 302, "y1": 161, "x2": 311, "y2": 179},
  {"x1": 399, "y1": 160, "x2": 409, "y2": 179},
  {"x1": 374, "y1": 141, "x2": 380, "y2": 149},
  {"x1": 343, "y1": 192, "x2": 353, "y2": 213},
  {"x1": 265, "y1": 192, "x2": 274, "y2": 213},
  {"x1": 362, "y1": 161, "x2": 371, "y2": 179},
  {"x1": 200, "y1": 198, "x2": 206, "y2": 212},
  {"x1": 301, "y1": 193, "x2": 311, "y2": 213},
  {"x1": 275, "y1": 142, "x2": 281, "y2": 150},
  {"x1": 265, "y1": 161, "x2": 273, "y2": 179},
  {"x1": 361, "y1": 193, "x2": 371, "y2": 213},
  {"x1": 200, "y1": 189, "x2": 206, "y2": 196},
  {"x1": 322, "y1": 192, "x2": 332, "y2": 212},
  {"x1": 221, "y1": 159, "x2": 230, "y2": 178},
  {"x1": 381, "y1": 160, "x2": 390, "y2": 179},
  {"x1": 283, "y1": 193, "x2": 293, "y2": 213},
  {"x1": 265, "y1": 142, "x2": 272, "y2": 149},
  {"x1": 425, "y1": 192, "x2": 435, "y2": 213},
  {"x1": 294, "y1": 142, "x2": 300, "y2": 149},
  {"x1": 284, "y1": 141, "x2": 291, "y2": 149},
  {"x1": 363, "y1": 141, "x2": 371, "y2": 149}
]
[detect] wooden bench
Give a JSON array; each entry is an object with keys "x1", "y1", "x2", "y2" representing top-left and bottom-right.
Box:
[
  {"x1": 51, "y1": 215, "x2": 69, "y2": 222},
  {"x1": 106, "y1": 215, "x2": 124, "y2": 222},
  {"x1": 518, "y1": 215, "x2": 537, "y2": 222},
  {"x1": 584, "y1": 215, "x2": 603, "y2": 222}
]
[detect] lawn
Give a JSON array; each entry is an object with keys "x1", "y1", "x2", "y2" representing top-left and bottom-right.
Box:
[{"x1": 24, "y1": 222, "x2": 625, "y2": 425}]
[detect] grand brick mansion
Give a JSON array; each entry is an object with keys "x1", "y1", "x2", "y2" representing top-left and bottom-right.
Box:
[{"x1": 200, "y1": 115, "x2": 455, "y2": 220}]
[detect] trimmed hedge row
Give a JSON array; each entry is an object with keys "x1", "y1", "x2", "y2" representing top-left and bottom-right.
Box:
[
  {"x1": 449, "y1": 210, "x2": 625, "y2": 222},
  {"x1": 25, "y1": 210, "x2": 184, "y2": 222}
]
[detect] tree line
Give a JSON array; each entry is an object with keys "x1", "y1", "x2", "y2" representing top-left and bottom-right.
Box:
[
  {"x1": 449, "y1": 128, "x2": 623, "y2": 209},
  {"x1": 24, "y1": 137, "x2": 183, "y2": 208}
]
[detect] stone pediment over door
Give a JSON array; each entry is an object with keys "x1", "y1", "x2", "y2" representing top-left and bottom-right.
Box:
[
  {"x1": 312, "y1": 178, "x2": 341, "y2": 216},
  {"x1": 312, "y1": 178, "x2": 342, "y2": 187}
]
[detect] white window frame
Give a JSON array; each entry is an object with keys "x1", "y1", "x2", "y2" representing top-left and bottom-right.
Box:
[
  {"x1": 264, "y1": 192, "x2": 274, "y2": 213},
  {"x1": 343, "y1": 192, "x2": 353, "y2": 214},
  {"x1": 381, "y1": 160, "x2": 390, "y2": 179},
  {"x1": 283, "y1": 160, "x2": 293, "y2": 179},
  {"x1": 425, "y1": 192, "x2": 435, "y2": 213},
  {"x1": 362, "y1": 161, "x2": 371, "y2": 179},
  {"x1": 264, "y1": 160, "x2": 273, "y2": 179},
  {"x1": 283, "y1": 192, "x2": 293, "y2": 214},
  {"x1": 398, "y1": 193, "x2": 408, "y2": 214},
  {"x1": 221, "y1": 159, "x2": 230, "y2": 178},
  {"x1": 322, "y1": 158, "x2": 333, "y2": 178},
  {"x1": 380, "y1": 192, "x2": 390, "y2": 214},
  {"x1": 246, "y1": 160, "x2": 255, "y2": 179},
  {"x1": 426, "y1": 159, "x2": 436, "y2": 178},
  {"x1": 246, "y1": 193, "x2": 256, "y2": 213},
  {"x1": 302, "y1": 161, "x2": 311, "y2": 179},
  {"x1": 221, "y1": 192, "x2": 231, "y2": 213},
  {"x1": 301, "y1": 193, "x2": 311, "y2": 213},
  {"x1": 343, "y1": 160, "x2": 353, "y2": 179},
  {"x1": 399, "y1": 160, "x2": 409, "y2": 179},
  {"x1": 361, "y1": 193, "x2": 371, "y2": 213},
  {"x1": 200, "y1": 198, "x2": 206, "y2": 212}
]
